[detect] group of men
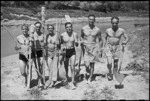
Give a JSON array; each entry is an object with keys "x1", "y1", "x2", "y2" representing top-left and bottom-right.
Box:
[{"x1": 15, "y1": 14, "x2": 128, "y2": 90}]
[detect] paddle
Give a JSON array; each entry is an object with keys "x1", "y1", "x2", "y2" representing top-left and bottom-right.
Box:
[
  {"x1": 26, "y1": 35, "x2": 32, "y2": 90},
  {"x1": 113, "y1": 44, "x2": 126, "y2": 85},
  {"x1": 41, "y1": 6, "x2": 46, "y2": 87}
]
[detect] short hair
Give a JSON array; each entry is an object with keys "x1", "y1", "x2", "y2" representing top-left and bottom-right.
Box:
[
  {"x1": 88, "y1": 14, "x2": 96, "y2": 19},
  {"x1": 65, "y1": 22, "x2": 72, "y2": 28},
  {"x1": 21, "y1": 24, "x2": 29, "y2": 30},
  {"x1": 34, "y1": 21, "x2": 42, "y2": 27},
  {"x1": 47, "y1": 24, "x2": 54, "y2": 29},
  {"x1": 111, "y1": 16, "x2": 119, "y2": 23}
]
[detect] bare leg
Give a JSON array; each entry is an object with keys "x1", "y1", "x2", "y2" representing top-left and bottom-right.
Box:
[
  {"x1": 88, "y1": 62, "x2": 95, "y2": 83},
  {"x1": 19, "y1": 60, "x2": 27, "y2": 87},
  {"x1": 70, "y1": 55, "x2": 76, "y2": 89},
  {"x1": 39, "y1": 57, "x2": 44, "y2": 86},
  {"x1": 84, "y1": 61, "x2": 90, "y2": 80},
  {"x1": 64, "y1": 57, "x2": 69, "y2": 81},
  {"x1": 106, "y1": 56, "x2": 113, "y2": 80}
]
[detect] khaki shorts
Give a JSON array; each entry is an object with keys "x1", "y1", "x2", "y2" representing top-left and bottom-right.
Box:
[
  {"x1": 83, "y1": 43, "x2": 99, "y2": 63},
  {"x1": 104, "y1": 44, "x2": 123, "y2": 59}
]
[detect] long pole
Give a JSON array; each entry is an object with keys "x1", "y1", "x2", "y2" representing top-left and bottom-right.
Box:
[
  {"x1": 41, "y1": 6, "x2": 46, "y2": 86},
  {"x1": 2, "y1": 19, "x2": 18, "y2": 45}
]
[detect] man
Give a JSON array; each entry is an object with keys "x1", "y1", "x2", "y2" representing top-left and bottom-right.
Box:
[
  {"x1": 103, "y1": 17, "x2": 129, "y2": 81},
  {"x1": 15, "y1": 24, "x2": 33, "y2": 90},
  {"x1": 45, "y1": 24, "x2": 59, "y2": 88},
  {"x1": 60, "y1": 22, "x2": 80, "y2": 89},
  {"x1": 31, "y1": 21, "x2": 45, "y2": 87},
  {"x1": 81, "y1": 14, "x2": 103, "y2": 84}
]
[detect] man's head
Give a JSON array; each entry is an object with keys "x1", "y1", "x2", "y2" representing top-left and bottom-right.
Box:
[
  {"x1": 65, "y1": 22, "x2": 73, "y2": 33},
  {"x1": 111, "y1": 17, "x2": 119, "y2": 29},
  {"x1": 34, "y1": 21, "x2": 42, "y2": 32},
  {"x1": 47, "y1": 24, "x2": 54, "y2": 34},
  {"x1": 88, "y1": 14, "x2": 95, "y2": 26},
  {"x1": 21, "y1": 24, "x2": 29, "y2": 35}
]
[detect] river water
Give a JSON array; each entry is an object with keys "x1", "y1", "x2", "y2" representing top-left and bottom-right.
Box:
[{"x1": 1, "y1": 19, "x2": 149, "y2": 57}]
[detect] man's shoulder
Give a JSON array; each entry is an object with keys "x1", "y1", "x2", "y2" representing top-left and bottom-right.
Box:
[
  {"x1": 118, "y1": 28, "x2": 125, "y2": 32},
  {"x1": 61, "y1": 32, "x2": 67, "y2": 36},
  {"x1": 82, "y1": 25, "x2": 89, "y2": 30},
  {"x1": 73, "y1": 31, "x2": 78, "y2": 35},
  {"x1": 17, "y1": 34, "x2": 24, "y2": 39},
  {"x1": 106, "y1": 28, "x2": 112, "y2": 32},
  {"x1": 95, "y1": 26, "x2": 100, "y2": 31}
]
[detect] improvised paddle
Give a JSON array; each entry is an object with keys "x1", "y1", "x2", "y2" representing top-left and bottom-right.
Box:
[
  {"x1": 26, "y1": 34, "x2": 32, "y2": 90},
  {"x1": 41, "y1": 6, "x2": 46, "y2": 86},
  {"x1": 113, "y1": 44, "x2": 126, "y2": 85}
]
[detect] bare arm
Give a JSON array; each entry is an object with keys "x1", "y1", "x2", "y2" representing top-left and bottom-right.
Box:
[
  {"x1": 122, "y1": 30, "x2": 129, "y2": 45},
  {"x1": 103, "y1": 30, "x2": 108, "y2": 48},
  {"x1": 97, "y1": 30, "x2": 103, "y2": 49},
  {"x1": 80, "y1": 28, "x2": 84, "y2": 42}
]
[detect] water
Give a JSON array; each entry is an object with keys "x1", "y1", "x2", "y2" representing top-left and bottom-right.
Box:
[{"x1": 1, "y1": 20, "x2": 147, "y2": 58}]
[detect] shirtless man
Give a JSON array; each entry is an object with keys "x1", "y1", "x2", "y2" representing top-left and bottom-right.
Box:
[
  {"x1": 81, "y1": 14, "x2": 103, "y2": 83},
  {"x1": 15, "y1": 24, "x2": 33, "y2": 89},
  {"x1": 45, "y1": 24, "x2": 59, "y2": 88},
  {"x1": 104, "y1": 17, "x2": 129, "y2": 81},
  {"x1": 60, "y1": 22, "x2": 79, "y2": 89},
  {"x1": 31, "y1": 21, "x2": 45, "y2": 87}
]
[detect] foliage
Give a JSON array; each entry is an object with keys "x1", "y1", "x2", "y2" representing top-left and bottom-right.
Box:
[{"x1": 1, "y1": 1, "x2": 149, "y2": 13}]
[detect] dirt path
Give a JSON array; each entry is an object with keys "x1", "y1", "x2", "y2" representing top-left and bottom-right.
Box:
[{"x1": 1, "y1": 45, "x2": 149, "y2": 100}]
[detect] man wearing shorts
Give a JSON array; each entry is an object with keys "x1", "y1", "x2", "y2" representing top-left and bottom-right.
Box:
[
  {"x1": 81, "y1": 14, "x2": 103, "y2": 84},
  {"x1": 104, "y1": 17, "x2": 129, "y2": 81},
  {"x1": 60, "y1": 22, "x2": 80, "y2": 89},
  {"x1": 31, "y1": 21, "x2": 45, "y2": 87},
  {"x1": 15, "y1": 24, "x2": 33, "y2": 90}
]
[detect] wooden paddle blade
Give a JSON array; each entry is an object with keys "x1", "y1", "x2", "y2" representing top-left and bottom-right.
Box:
[
  {"x1": 65, "y1": 15, "x2": 71, "y2": 22},
  {"x1": 114, "y1": 71, "x2": 125, "y2": 84}
]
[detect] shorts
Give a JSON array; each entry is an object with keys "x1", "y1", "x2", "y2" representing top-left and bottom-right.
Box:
[
  {"x1": 32, "y1": 50, "x2": 43, "y2": 58},
  {"x1": 83, "y1": 43, "x2": 99, "y2": 63},
  {"x1": 19, "y1": 53, "x2": 34, "y2": 63},
  {"x1": 65, "y1": 48, "x2": 76, "y2": 58},
  {"x1": 104, "y1": 44, "x2": 123, "y2": 59}
]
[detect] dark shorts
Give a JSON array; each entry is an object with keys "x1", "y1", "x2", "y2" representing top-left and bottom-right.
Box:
[
  {"x1": 19, "y1": 50, "x2": 43, "y2": 62},
  {"x1": 32, "y1": 50, "x2": 43, "y2": 58},
  {"x1": 19, "y1": 54, "x2": 29, "y2": 63},
  {"x1": 65, "y1": 48, "x2": 76, "y2": 58}
]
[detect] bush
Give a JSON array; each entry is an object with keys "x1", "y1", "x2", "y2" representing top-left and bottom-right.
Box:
[{"x1": 71, "y1": 1, "x2": 80, "y2": 7}]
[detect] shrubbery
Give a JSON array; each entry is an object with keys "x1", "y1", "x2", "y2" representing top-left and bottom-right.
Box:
[{"x1": 1, "y1": 1, "x2": 149, "y2": 13}]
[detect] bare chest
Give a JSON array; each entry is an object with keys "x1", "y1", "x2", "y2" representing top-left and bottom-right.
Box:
[
  {"x1": 47, "y1": 34, "x2": 57, "y2": 44},
  {"x1": 34, "y1": 33, "x2": 43, "y2": 42},
  {"x1": 107, "y1": 29, "x2": 123, "y2": 38},
  {"x1": 83, "y1": 28, "x2": 98, "y2": 37},
  {"x1": 62, "y1": 33, "x2": 75, "y2": 42}
]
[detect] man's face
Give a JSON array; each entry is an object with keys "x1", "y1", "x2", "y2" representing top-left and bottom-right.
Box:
[
  {"x1": 111, "y1": 18, "x2": 119, "y2": 29},
  {"x1": 35, "y1": 23, "x2": 41, "y2": 32},
  {"x1": 22, "y1": 26, "x2": 28, "y2": 35},
  {"x1": 66, "y1": 23, "x2": 72, "y2": 33},
  {"x1": 48, "y1": 25, "x2": 54, "y2": 33},
  {"x1": 88, "y1": 16, "x2": 95, "y2": 25}
]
